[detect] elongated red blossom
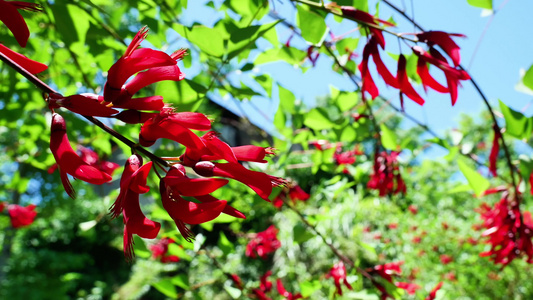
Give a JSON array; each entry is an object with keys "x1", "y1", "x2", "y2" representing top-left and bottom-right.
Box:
[
  {"x1": 412, "y1": 46, "x2": 470, "y2": 105},
  {"x1": 397, "y1": 54, "x2": 425, "y2": 106},
  {"x1": 6, "y1": 204, "x2": 37, "y2": 228},
  {"x1": 230, "y1": 274, "x2": 244, "y2": 290},
  {"x1": 245, "y1": 225, "x2": 281, "y2": 259},
  {"x1": 104, "y1": 26, "x2": 181, "y2": 104},
  {"x1": 139, "y1": 108, "x2": 210, "y2": 149},
  {"x1": 113, "y1": 155, "x2": 160, "y2": 260},
  {"x1": 0, "y1": 0, "x2": 41, "y2": 47},
  {"x1": 489, "y1": 125, "x2": 501, "y2": 177},
  {"x1": 416, "y1": 57, "x2": 448, "y2": 93},
  {"x1": 416, "y1": 31, "x2": 465, "y2": 66},
  {"x1": 48, "y1": 145, "x2": 119, "y2": 176},
  {"x1": 50, "y1": 113, "x2": 112, "y2": 198},
  {"x1": 272, "y1": 182, "x2": 309, "y2": 208},
  {"x1": 0, "y1": 44, "x2": 47, "y2": 74},
  {"x1": 425, "y1": 282, "x2": 443, "y2": 300},
  {"x1": 260, "y1": 271, "x2": 273, "y2": 293},
  {"x1": 180, "y1": 131, "x2": 285, "y2": 200},
  {"x1": 367, "y1": 151, "x2": 406, "y2": 196},
  {"x1": 326, "y1": 262, "x2": 352, "y2": 296},
  {"x1": 339, "y1": 6, "x2": 395, "y2": 48},
  {"x1": 395, "y1": 282, "x2": 420, "y2": 295},
  {"x1": 48, "y1": 93, "x2": 118, "y2": 117},
  {"x1": 276, "y1": 279, "x2": 303, "y2": 300}
]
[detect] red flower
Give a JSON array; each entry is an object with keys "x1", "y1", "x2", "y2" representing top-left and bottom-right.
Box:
[
  {"x1": 371, "y1": 261, "x2": 403, "y2": 283},
  {"x1": 276, "y1": 279, "x2": 303, "y2": 300},
  {"x1": 489, "y1": 125, "x2": 501, "y2": 177},
  {"x1": 325, "y1": 262, "x2": 352, "y2": 296},
  {"x1": 0, "y1": 44, "x2": 47, "y2": 74},
  {"x1": 50, "y1": 113, "x2": 112, "y2": 198},
  {"x1": 477, "y1": 190, "x2": 533, "y2": 266},
  {"x1": 395, "y1": 282, "x2": 421, "y2": 295},
  {"x1": 426, "y1": 282, "x2": 443, "y2": 300},
  {"x1": 48, "y1": 93, "x2": 118, "y2": 117},
  {"x1": 408, "y1": 205, "x2": 418, "y2": 215},
  {"x1": 412, "y1": 46, "x2": 470, "y2": 106},
  {"x1": 260, "y1": 271, "x2": 273, "y2": 293},
  {"x1": 359, "y1": 37, "x2": 398, "y2": 100},
  {"x1": 149, "y1": 237, "x2": 180, "y2": 263},
  {"x1": 439, "y1": 254, "x2": 453, "y2": 265},
  {"x1": 416, "y1": 31, "x2": 465, "y2": 66},
  {"x1": 139, "y1": 109, "x2": 210, "y2": 149},
  {"x1": 288, "y1": 185, "x2": 310, "y2": 202},
  {"x1": 245, "y1": 225, "x2": 281, "y2": 259},
  {"x1": 0, "y1": 0, "x2": 41, "y2": 47},
  {"x1": 6, "y1": 204, "x2": 37, "y2": 228},
  {"x1": 397, "y1": 54, "x2": 425, "y2": 106},
  {"x1": 340, "y1": 6, "x2": 395, "y2": 48},
  {"x1": 113, "y1": 155, "x2": 160, "y2": 260},
  {"x1": 230, "y1": 274, "x2": 244, "y2": 290},
  {"x1": 367, "y1": 151, "x2": 406, "y2": 196},
  {"x1": 104, "y1": 26, "x2": 177, "y2": 103}
]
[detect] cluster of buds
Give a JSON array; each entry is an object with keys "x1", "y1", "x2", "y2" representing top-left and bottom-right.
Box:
[
  {"x1": 272, "y1": 181, "x2": 310, "y2": 208},
  {"x1": 367, "y1": 151, "x2": 406, "y2": 196},
  {"x1": 45, "y1": 27, "x2": 284, "y2": 259},
  {"x1": 477, "y1": 189, "x2": 533, "y2": 266}
]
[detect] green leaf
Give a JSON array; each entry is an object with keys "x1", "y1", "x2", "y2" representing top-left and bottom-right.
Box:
[
  {"x1": 300, "y1": 280, "x2": 322, "y2": 297},
  {"x1": 155, "y1": 79, "x2": 205, "y2": 112},
  {"x1": 293, "y1": 223, "x2": 314, "y2": 243},
  {"x1": 297, "y1": 5, "x2": 328, "y2": 45},
  {"x1": 519, "y1": 154, "x2": 533, "y2": 190},
  {"x1": 458, "y1": 159, "x2": 490, "y2": 197},
  {"x1": 278, "y1": 84, "x2": 296, "y2": 113},
  {"x1": 224, "y1": 286, "x2": 242, "y2": 299},
  {"x1": 380, "y1": 124, "x2": 399, "y2": 150},
  {"x1": 152, "y1": 279, "x2": 177, "y2": 298},
  {"x1": 522, "y1": 64, "x2": 533, "y2": 92},
  {"x1": 227, "y1": 21, "x2": 280, "y2": 60},
  {"x1": 218, "y1": 232, "x2": 234, "y2": 255},
  {"x1": 467, "y1": 0, "x2": 493, "y2": 9},
  {"x1": 499, "y1": 100, "x2": 533, "y2": 139},
  {"x1": 173, "y1": 24, "x2": 227, "y2": 57},
  {"x1": 304, "y1": 108, "x2": 334, "y2": 130},
  {"x1": 334, "y1": 90, "x2": 359, "y2": 112},
  {"x1": 171, "y1": 274, "x2": 190, "y2": 290}
]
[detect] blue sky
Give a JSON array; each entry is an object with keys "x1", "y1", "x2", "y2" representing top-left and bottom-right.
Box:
[{"x1": 176, "y1": 0, "x2": 533, "y2": 136}]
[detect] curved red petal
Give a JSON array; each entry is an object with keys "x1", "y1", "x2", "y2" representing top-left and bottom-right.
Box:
[
  {"x1": 0, "y1": 44, "x2": 47, "y2": 74},
  {"x1": 130, "y1": 161, "x2": 152, "y2": 194},
  {"x1": 397, "y1": 55, "x2": 425, "y2": 106},
  {"x1": 124, "y1": 65, "x2": 184, "y2": 96},
  {"x1": 112, "y1": 96, "x2": 164, "y2": 111},
  {"x1": 50, "y1": 114, "x2": 112, "y2": 185},
  {"x1": 0, "y1": 1, "x2": 29, "y2": 47},
  {"x1": 194, "y1": 194, "x2": 246, "y2": 219},
  {"x1": 123, "y1": 189, "x2": 161, "y2": 239},
  {"x1": 164, "y1": 177, "x2": 228, "y2": 196},
  {"x1": 416, "y1": 58, "x2": 448, "y2": 93},
  {"x1": 49, "y1": 93, "x2": 118, "y2": 117}
]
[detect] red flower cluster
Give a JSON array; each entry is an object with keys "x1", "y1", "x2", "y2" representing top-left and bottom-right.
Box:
[
  {"x1": 149, "y1": 237, "x2": 180, "y2": 263},
  {"x1": 251, "y1": 271, "x2": 303, "y2": 300},
  {"x1": 367, "y1": 151, "x2": 406, "y2": 196},
  {"x1": 0, "y1": 203, "x2": 37, "y2": 228},
  {"x1": 272, "y1": 182, "x2": 310, "y2": 208},
  {"x1": 0, "y1": 1, "x2": 47, "y2": 74},
  {"x1": 332, "y1": 5, "x2": 470, "y2": 106},
  {"x1": 45, "y1": 28, "x2": 283, "y2": 258},
  {"x1": 368, "y1": 261, "x2": 423, "y2": 299},
  {"x1": 325, "y1": 262, "x2": 353, "y2": 296},
  {"x1": 477, "y1": 190, "x2": 533, "y2": 266},
  {"x1": 245, "y1": 225, "x2": 282, "y2": 259},
  {"x1": 48, "y1": 145, "x2": 119, "y2": 177}
]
